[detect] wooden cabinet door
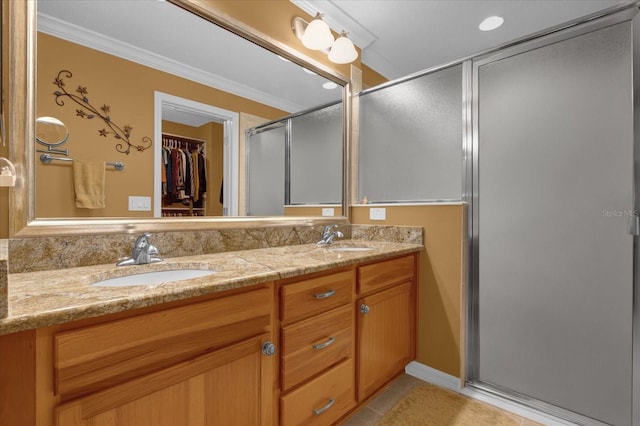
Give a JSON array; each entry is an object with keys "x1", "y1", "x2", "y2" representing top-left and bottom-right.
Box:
[
  {"x1": 357, "y1": 281, "x2": 415, "y2": 401},
  {"x1": 56, "y1": 334, "x2": 275, "y2": 426}
]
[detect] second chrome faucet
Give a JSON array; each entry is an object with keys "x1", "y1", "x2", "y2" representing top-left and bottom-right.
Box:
[{"x1": 317, "y1": 225, "x2": 344, "y2": 246}]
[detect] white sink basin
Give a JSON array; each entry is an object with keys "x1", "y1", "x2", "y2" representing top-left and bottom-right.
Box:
[
  {"x1": 91, "y1": 269, "x2": 216, "y2": 287},
  {"x1": 330, "y1": 247, "x2": 375, "y2": 252}
]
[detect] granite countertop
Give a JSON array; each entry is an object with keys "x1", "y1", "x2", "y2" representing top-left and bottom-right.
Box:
[{"x1": 1, "y1": 240, "x2": 422, "y2": 336}]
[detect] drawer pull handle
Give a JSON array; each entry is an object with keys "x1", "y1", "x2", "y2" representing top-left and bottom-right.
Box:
[
  {"x1": 360, "y1": 303, "x2": 370, "y2": 314},
  {"x1": 312, "y1": 336, "x2": 336, "y2": 350},
  {"x1": 312, "y1": 398, "x2": 335, "y2": 416},
  {"x1": 313, "y1": 289, "x2": 336, "y2": 299}
]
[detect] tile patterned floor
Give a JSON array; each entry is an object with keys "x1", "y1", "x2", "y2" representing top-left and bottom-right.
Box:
[{"x1": 342, "y1": 375, "x2": 542, "y2": 426}]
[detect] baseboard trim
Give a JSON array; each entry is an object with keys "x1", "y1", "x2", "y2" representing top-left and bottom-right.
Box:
[
  {"x1": 405, "y1": 361, "x2": 579, "y2": 426},
  {"x1": 404, "y1": 361, "x2": 461, "y2": 392}
]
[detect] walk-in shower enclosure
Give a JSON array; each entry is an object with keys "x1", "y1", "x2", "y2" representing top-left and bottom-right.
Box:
[
  {"x1": 468, "y1": 9, "x2": 637, "y2": 426},
  {"x1": 357, "y1": 4, "x2": 640, "y2": 425}
]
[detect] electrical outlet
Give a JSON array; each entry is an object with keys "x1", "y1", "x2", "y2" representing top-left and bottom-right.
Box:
[
  {"x1": 128, "y1": 196, "x2": 151, "y2": 211},
  {"x1": 370, "y1": 207, "x2": 386, "y2": 221},
  {"x1": 322, "y1": 208, "x2": 335, "y2": 217}
]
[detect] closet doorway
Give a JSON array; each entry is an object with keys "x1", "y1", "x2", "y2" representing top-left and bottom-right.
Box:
[{"x1": 153, "y1": 92, "x2": 239, "y2": 217}]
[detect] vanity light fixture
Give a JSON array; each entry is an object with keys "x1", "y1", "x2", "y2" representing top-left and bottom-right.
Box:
[
  {"x1": 479, "y1": 16, "x2": 504, "y2": 31},
  {"x1": 0, "y1": 157, "x2": 16, "y2": 187},
  {"x1": 292, "y1": 14, "x2": 359, "y2": 64}
]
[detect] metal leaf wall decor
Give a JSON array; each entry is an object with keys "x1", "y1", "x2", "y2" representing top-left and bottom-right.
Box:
[{"x1": 53, "y1": 70, "x2": 152, "y2": 155}]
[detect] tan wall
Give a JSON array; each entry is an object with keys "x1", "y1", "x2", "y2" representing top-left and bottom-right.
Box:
[
  {"x1": 162, "y1": 121, "x2": 224, "y2": 216},
  {"x1": 361, "y1": 63, "x2": 388, "y2": 89},
  {"x1": 284, "y1": 206, "x2": 343, "y2": 217},
  {"x1": 351, "y1": 204, "x2": 465, "y2": 378},
  {"x1": 202, "y1": 123, "x2": 224, "y2": 216},
  {"x1": 35, "y1": 33, "x2": 286, "y2": 218}
]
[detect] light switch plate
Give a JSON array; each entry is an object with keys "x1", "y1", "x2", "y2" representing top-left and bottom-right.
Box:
[
  {"x1": 322, "y1": 208, "x2": 335, "y2": 217},
  {"x1": 128, "y1": 196, "x2": 151, "y2": 211},
  {"x1": 370, "y1": 207, "x2": 386, "y2": 221}
]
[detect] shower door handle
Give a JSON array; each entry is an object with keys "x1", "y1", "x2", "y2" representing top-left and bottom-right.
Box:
[{"x1": 628, "y1": 215, "x2": 640, "y2": 236}]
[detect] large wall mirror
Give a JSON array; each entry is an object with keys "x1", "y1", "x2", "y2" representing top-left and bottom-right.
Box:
[{"x1": 8, "y1": 0, "x2": 350, "y2": 236}]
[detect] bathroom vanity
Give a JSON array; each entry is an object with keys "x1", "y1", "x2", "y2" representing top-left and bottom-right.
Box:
[{"x1": 0, "y1": 241, "x2": 420, "y2": 426}]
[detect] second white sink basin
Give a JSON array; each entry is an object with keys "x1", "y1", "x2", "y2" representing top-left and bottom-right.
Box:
[{"x1": 91, "y1": 269, "x2": 216, "y2": 287}]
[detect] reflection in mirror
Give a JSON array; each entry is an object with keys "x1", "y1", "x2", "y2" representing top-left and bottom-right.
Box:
[
  {"x1": 155, "y1": 93, "x2": 238, "y2": 218},
  {"x1": 246, "y1": 101, "x2": 343, "y2": 216},
  {"x1": 289, "y1": 102, "x2": 343, "y2": 206},
  {"x1": 34, "y1": 0, "x2": 345, "y2": 220},
  {"x1": 246, "y1": 122, "x2": 286, "y2": 216}
]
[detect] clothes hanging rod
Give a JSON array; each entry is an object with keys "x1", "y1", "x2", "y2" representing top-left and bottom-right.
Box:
[{"x1": 39, "y1": 153, "x2": 124, "y2": 171}]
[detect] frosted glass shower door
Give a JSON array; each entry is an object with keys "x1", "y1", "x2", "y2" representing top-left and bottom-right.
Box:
[
  {"x1": 474, "y1": 22, "x2": 633, "y2": 425},
  {"x1": 245, "y1": 123, "x2": 286, "y2": 216},
  {"x1": 290, "y1": 102, "x2": 343, "y2": 205}
]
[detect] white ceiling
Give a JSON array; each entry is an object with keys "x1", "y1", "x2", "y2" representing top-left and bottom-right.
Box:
[
  {"x1": 296, "y1": 0, "x2": 631, "y2": 79},
  {"x1": 38, "y1": 0, "x2": 633, "y2": 124}
]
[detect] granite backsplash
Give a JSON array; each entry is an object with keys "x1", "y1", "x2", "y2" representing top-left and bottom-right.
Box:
[{"x1": 7, "y1": 224, "x2": 422, "y2": 274}]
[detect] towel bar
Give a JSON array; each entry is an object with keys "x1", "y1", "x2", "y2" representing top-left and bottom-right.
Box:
[{"x1": 39, "y1": 153, "x2": 124, "y2": 171}]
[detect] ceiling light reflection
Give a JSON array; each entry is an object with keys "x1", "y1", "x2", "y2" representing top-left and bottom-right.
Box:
[{"x1": 479, "y1": 16, "x2": 504, "y2": 31}]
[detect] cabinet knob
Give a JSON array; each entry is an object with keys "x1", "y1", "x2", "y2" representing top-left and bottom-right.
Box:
[
  {"x1": 360, "y1": 304, "x2": 370, "y2": 314},
  {"x1": 262, "y1": 341, "x2": 276, "y2": 356}
]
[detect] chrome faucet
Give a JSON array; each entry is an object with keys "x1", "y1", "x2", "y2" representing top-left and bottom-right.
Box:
[
  {"x1": 317, "y1": 225, "x2": 344, "y2": 246},
  {"x1": 117, "y1": 233, "x2": 163, "y2": 266}
]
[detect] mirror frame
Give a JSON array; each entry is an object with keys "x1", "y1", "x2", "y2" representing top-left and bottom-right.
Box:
[{"x1": 7, "y1": 0, "x2": 353, "y2": 237}]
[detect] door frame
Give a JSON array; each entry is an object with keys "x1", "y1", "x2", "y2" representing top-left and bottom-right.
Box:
[{"x1": 154, "y1": 91, "x2": 239, "y2": 217}]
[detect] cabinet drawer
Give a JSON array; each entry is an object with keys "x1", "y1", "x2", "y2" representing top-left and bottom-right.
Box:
[
  {"x1": 281, "y1": 269, "x2": 353, "y2": 324},
  {"x1": 281, "y1": 305, "x2": 353, "y2": 391},
  {"x1": 280, "y1": 358, "x2": 356, "y2": 426},
  {"x1": 54, "y1": 286, "x2": 272, "y2": 398},
  {"x1": 358, "y1": 255, "x2": 415, "y2": 295}
]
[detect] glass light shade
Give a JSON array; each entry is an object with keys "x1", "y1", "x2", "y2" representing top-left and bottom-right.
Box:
[
  {"x1": 328, "y1": 34, "x2": 358, "y2": 64},
  {"x1": 302, "y1": 14, "x2": 334, "y2": 50}
]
